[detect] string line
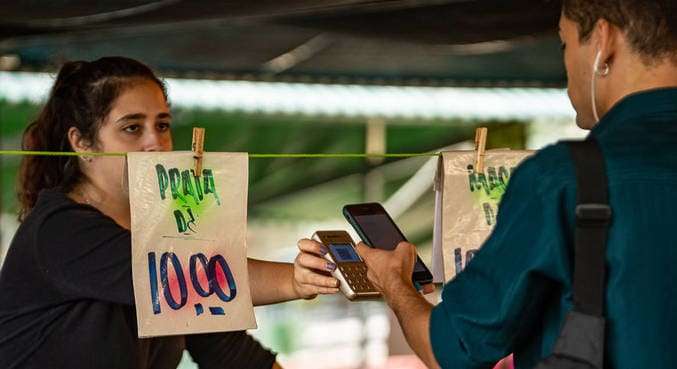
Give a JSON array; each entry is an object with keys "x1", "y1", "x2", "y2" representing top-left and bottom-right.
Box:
[
  {"x1": 0, "y1": 150, "x2": 441, "y2": 158},
  {"x1": 0, "y1": 150, "x2": 126, "y2": 157}
]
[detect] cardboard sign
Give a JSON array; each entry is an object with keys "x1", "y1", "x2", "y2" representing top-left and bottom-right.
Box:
[
  {"x1": 432, "y1": 150, "x2": 533, "y2": 283},
  {"x1": 127, "y1": 152, "x2": 256, "y2": 337}
]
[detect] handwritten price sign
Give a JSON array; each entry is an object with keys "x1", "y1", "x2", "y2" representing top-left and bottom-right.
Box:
[
  {"x1": 432, "y1": 150, "x2": 533, "y2": 283},
  {"x1": 128, "y1": 152, "x2": 255, "y2": 337}
]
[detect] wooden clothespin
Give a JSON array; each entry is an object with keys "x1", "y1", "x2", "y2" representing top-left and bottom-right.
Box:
[
  {"x1": 474, "y1": 127, "x2": 488, "y2": 173},
  {"x1": 192, "y1": 127, "x2": 205, "y2": 176}
]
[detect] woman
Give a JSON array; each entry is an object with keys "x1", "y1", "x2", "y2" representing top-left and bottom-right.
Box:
[{"x1": 0, "y1": 57, "x2": 339, "y2": 369}]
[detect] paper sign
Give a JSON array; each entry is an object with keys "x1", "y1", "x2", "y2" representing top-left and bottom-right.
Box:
[
  {"x1": 432, "y1": 150, "x2": 533, "y2": 283},
  {"x1": 127, "y1": 152, "x2": 256, "y2": 337}
]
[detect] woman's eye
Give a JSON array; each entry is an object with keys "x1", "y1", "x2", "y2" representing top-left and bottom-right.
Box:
[
  {"x1": 560, "y1": 42, "x2": 566, "y2": 51},
  {"x1": 124, "y1": 125, "x2": 140, "y2": 133}
]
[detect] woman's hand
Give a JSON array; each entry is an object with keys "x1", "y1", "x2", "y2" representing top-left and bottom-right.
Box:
[{"x1": 292, "y1": 239, "x2": 341, "y2": 299}]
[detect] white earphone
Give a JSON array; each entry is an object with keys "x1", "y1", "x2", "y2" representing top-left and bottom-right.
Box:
[{"x1": 591, "y1": 50, "x2": 610, "y2": 123}]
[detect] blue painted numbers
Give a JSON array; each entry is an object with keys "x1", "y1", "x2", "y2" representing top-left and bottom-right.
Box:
[{"x1": 147, "y1": 252, "x2": 237, "y2": 316}]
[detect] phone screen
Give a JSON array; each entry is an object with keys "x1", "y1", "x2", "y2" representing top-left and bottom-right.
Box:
[{"x1": 351, "y1": 213, "x2": 428, "y2": 273}]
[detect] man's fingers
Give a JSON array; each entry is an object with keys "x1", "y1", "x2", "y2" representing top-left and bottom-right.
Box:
[
  {"x1": 394, "y1": 241, "x2": 418, "y2": 268},
  {"x1": 355, "y1": 242, "x2": 372, "y2": 260},
  {"x1": 395, "y1": 241, "x2": 417, "y2": 254},
  {"x1": 365, "y1": 269, "x2": 383, "y2": 292},
  {"x1": 366, "y1": 268, "x2": 377, "y2": 284},
  {"x1": 297, "y1": 238, "x2": 328, "y2": 256}
]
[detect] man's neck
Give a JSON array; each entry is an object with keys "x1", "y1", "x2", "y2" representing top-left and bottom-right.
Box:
[{"x1": 600, "y1": 59, "x2": 677, "y2": 117}]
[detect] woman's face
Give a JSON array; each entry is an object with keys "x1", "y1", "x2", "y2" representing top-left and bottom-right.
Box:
[
  {"x1": 84, "y1": 79, "x2": 172, "y2": 197},
  {"x1": 98, "y1": 79, "x2": 173, "y2": 153}
]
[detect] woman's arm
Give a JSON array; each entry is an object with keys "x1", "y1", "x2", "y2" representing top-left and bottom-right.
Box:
[
  {"x1": 186, "y1": 331, "x2": 278, "y2": 369},
  {"x1": 248, "y1": 239, "x2": 340, "y2": 306}
]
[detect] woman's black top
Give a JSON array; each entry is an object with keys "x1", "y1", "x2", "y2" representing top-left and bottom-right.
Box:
[{"x1": 0, "y1": 189, "x2": 276, "y2": 369}]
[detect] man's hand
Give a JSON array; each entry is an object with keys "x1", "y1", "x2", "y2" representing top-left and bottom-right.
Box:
[
  {"x1": 355, "y1": 241, "x2": 441, "y2": 369},
  {"x1": 355, "y1": 241, "x2": 417, "y2": 300}
]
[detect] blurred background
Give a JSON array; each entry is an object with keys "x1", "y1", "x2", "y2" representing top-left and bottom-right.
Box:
[{"x1": 1, "y1": 1, "x2": 586, "y2": 368}]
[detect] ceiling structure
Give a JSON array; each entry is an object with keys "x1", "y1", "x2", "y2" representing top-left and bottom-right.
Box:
[{"x1": 0, "y1": 0, "x2": 564, "y2": 86}]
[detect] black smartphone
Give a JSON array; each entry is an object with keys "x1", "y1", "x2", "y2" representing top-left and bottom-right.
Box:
[{"x1": 343, "y1": 202, "x2": 433, "y2": 285}]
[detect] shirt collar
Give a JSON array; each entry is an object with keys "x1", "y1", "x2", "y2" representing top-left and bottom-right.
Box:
[{"x1": 590, "y1": 87, "x2": 677, "y2": 138}]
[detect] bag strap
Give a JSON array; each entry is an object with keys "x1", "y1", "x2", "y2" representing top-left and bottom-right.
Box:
[
  {"x1": 566, "y1": 138, "x2": 612, "y2": 317},
  {"x1": 533, "y1": 139, "x2": 610, "y2": 369}
]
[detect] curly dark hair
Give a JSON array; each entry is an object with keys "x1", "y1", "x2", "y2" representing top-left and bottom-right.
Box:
[{"x1": 563, "y1": 0, "x2": 677, "y2": 64}]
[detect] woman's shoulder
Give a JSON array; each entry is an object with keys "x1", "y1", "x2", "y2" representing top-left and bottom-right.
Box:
[
  {"x1": 25, "y1": 188, "x2": 105, "y2": 225},
  {"x1": 17, "y1": 188, "x2": 125, "y2": 252}
]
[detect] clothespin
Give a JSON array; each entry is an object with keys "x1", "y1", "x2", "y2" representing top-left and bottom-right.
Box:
[
  {"x1": 192, "y1": 127, "x2": 205, "y2": 176},
  {"x1": 474, "y1": 127, "x2": 488, "y2": 173}
]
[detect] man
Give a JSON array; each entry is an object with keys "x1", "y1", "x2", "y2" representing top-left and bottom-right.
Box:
[{"x1": 301, "y1": 1, "x2": 677, "y2": 368}]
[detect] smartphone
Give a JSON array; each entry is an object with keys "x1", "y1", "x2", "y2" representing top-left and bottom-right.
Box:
[
  {"x1": 311, "y1": 230, "x2": 380, "y2": 301},
  {"x1": 343, "y1": 203, "x2": 433, "y2": 285}
]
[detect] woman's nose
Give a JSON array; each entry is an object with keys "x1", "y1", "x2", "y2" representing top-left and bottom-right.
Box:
[{"x1": 142, "y1": 130, "x2": 164, "y2": 152}]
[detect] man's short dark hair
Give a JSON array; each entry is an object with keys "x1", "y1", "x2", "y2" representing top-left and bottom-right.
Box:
[{"x1": 563, "y1": 0, "x2": 677, "y2": 64}]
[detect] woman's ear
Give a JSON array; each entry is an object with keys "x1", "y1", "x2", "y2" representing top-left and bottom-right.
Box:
[{"x1": 67, "y1": 126, "x2": 90, "y2": 153}]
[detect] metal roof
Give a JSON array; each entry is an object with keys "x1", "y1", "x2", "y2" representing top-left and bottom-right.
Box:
[{"x1": 0, "y1": 1, "x2": 564, "y2": 86}]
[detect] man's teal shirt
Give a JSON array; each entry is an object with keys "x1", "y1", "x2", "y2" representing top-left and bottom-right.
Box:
[{"x1": 430, "y1": 88, "x2": 677, "y2": 369}]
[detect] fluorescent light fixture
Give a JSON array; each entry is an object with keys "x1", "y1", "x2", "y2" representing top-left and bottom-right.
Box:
[{"x1": 0, "y1": 71, "x2": 575, "y2": 121}]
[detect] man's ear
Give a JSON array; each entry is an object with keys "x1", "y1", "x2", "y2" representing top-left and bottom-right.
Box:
[
  {"x1": 67, "y1": 126, "x2": 91, "y2": 153},
  {"x1": 592, "y1": 18, "x2": 619, "y2": 66}
]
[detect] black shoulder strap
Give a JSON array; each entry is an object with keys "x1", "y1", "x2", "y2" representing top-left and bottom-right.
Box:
[{"x1": 566, "y1": 138, "x2": 612, "y2": 317}]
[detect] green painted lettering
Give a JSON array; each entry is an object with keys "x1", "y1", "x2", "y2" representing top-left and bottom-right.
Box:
[
  {"x1": 467, "y1": 166, "x2": 490, "y2": 195},
  {"x1": 498, "y1": 166, "x2": 510, "y2": 185},
  {"x1": 191, "y1": 170, "x2": 204, "y2": 201},
  {"x1": 181, "y1": 170, "x2": 197, "y2": 204},
  {"x1": 169, "y1": 168, "x2": 181, "y2": 200},
  {"x1": 487, "y1": 167, "x2": 499, "y2": 191},
  {"x1": 156, "y1": 164, "x2": 169, "y2": 200},
  {"x1": 202, "y1": 169, "x2": 221, "y2": 205},
  {"x1": 482, "y1": 202, "x2": 496, "y2": 226},
  {"x1": 174, "y1": 210, "x2": 187, "y2": 233}
]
